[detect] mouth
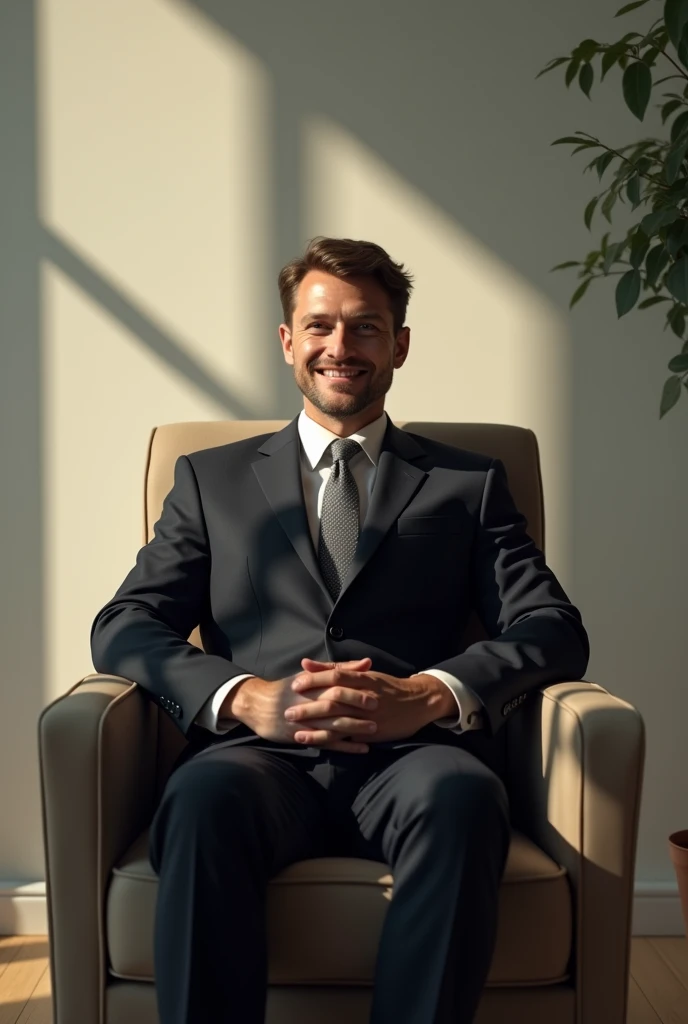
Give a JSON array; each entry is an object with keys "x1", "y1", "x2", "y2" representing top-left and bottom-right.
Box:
[{"x1": 314, "y1": 368, "x2": 368, "y2": 383}]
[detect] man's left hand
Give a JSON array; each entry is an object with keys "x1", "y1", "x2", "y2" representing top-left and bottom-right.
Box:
[{"x1": 284, "y1": 657, "x2": 452, "y2": 745}]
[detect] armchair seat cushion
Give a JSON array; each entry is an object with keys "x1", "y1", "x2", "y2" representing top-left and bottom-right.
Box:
[{"x1": 106, "y1": 826, "x2": 572, "y2": 987}]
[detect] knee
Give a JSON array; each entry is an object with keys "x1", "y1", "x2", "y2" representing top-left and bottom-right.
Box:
[
  {"x1": 423, "y1": 760, "x2": 510, "y2": 833},
  {"x1": 162, "y1": 754, "x2": 260, "y2": 821},
  {"x1": 149, "y1": 755, "x2": 260, "y2": 869}
]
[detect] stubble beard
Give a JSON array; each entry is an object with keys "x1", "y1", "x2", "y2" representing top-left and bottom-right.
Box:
[{"x1": 294, "y1": 361, "x2": 394, "y2": 419}]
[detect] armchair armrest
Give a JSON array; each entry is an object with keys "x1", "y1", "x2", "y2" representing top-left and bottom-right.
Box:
[
  {"x1": 38, "y1": 674, "x2": 157, "y2": 1024},
  {"x1": 506, "y1": 680, "x2": 645, "y2": 1024}
]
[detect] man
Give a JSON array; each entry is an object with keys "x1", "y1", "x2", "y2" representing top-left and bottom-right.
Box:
[{"x1": 91, "y1": 236, "x2": 590, "y2": 1024}]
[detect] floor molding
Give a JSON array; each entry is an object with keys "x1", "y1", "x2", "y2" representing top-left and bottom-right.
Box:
[
  {"x1": 0, "y1": 880, "x2": 684, "y2": 937},
  {"x1": 632, "y1": 882, "x2": 686, "y2": 936},
  {"x1": 0, "y1": 882, "x2": 47, "y2": 935}
]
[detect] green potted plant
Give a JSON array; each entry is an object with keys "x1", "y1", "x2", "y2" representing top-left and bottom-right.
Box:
[
  {"x1": 538, "y1": 0, "x2": 688, "y2": 420},
  {"x1": 539, "y1": 0, "x2": 688, "y2": 942}
]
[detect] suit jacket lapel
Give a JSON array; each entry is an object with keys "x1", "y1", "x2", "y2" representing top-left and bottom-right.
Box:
[{"x1": 252, "y1": 413, "x2": 428, "y2": 605}]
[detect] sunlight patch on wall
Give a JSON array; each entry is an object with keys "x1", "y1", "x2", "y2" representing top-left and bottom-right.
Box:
[
  {"x1": 39, "y1": 262, "x2": 230, "y2": 703},
  {"x1": 303, "y1": 115, "x2": 573, "y2": 575},
  {"x1": 37, "y1": 0, "x2": 271, "y2": 412}
]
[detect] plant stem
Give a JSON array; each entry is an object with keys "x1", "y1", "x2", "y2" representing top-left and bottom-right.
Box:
[{"x1": 654, "y1": 46, "x2": 688, "y2": 81}]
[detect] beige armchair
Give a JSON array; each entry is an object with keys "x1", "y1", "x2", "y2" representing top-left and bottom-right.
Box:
[{"x1": 38, "y1": 420, "x2": 645, "y2": 1024}]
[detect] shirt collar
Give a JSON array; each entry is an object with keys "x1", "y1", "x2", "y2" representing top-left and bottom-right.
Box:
[{"x1": 297, "y1": 407, "x2": 389, "y2": 470}]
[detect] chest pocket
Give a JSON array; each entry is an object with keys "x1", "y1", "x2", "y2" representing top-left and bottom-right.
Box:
[{"x1": 397, "y1": 515, "x2": 461, "y2": 536}]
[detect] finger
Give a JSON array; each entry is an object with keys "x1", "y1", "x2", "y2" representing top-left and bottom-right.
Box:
[
  {"x1": 293, "y1": 728, "x2": 372, "y2": 748},
  {"x1": 287, "y1": 692, "x2": 378, "y2": 718},
  {"x1": 301, "y1": 657, "x2": 371, "y2": 671},
  {"x1": 292, "y1": 669, "x2": 372, "y2": 692},
  {"x1": 291, "y1": 716, "x2": 377, "y2": 735}
]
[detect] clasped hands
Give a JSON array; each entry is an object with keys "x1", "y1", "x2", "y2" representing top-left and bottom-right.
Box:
[{"x1": 282, "y1": 657, "x2": 446, "y2": 753}]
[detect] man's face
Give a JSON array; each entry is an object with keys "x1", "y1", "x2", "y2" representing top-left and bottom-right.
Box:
[{"x1": 279, "y1": 270, "x2": 410, "y2": 431}]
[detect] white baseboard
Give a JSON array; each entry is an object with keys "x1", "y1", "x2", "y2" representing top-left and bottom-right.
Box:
[
  {"x1": 0, "y1": 880, "x2": 684, "y2": 938},
  {"x1": 632, "y1": 882, "x2": 686, "y2": 937},
  {"x1": 0, "y1": 881, "x2": 47, "y2": 935}
]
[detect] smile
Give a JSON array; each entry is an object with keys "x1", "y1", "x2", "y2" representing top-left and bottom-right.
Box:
[{"x1": 315, "y1": 369, "x2": 367, "y2": 380}]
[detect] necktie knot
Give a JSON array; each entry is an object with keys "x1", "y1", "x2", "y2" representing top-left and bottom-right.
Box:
[{"x1": 329, "y1": 438, "x2": 361, "y2": 465}]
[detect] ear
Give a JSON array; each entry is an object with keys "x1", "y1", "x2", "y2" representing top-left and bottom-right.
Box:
[
  {"x1": 279, "y1": 323, "x2": 294, "y2": 365},
  {"x1": 394, "y1": 326, "x2": 411, "y2": 369}
]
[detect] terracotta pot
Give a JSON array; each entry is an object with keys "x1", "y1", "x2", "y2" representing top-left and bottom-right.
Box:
[{"x1": 668, "y1": 829, "x2": 688, "y2": 938}]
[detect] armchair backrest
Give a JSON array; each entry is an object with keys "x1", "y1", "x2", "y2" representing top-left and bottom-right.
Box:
[{"x1": 144, "y1": 420, "x2": 545, "y2": 797}]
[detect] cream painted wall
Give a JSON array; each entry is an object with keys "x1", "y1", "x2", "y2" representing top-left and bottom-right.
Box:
[{"x1": 1, "y1": 0, "x2": 685, "y2": 904}]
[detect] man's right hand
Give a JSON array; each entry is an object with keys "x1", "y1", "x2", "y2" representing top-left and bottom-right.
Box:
[{"x1": 222, "y1": 659, "x2": 378, "y2": 754}]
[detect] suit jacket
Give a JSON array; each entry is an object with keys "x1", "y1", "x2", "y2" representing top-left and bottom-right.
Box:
[{"x1": 90, "y1": 414, "x2": 590, "y2": 763}]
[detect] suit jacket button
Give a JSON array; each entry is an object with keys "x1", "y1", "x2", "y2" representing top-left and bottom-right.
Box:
[{"x1": 328, "y1": 626, "x2": 344, "y2": 639}]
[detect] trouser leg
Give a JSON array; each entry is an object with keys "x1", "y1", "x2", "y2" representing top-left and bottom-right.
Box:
[
  {"x1": 348, "y1": 744, "x2": 511, "y2": 1024},
  {"x1": 148, "y1": 744, "x2": 328, "y2": 1024}
]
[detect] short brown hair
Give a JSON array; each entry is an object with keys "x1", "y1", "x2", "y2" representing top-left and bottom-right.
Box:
[{"x1": 278, "y1": 236, "x2": 414, "y2": 334}]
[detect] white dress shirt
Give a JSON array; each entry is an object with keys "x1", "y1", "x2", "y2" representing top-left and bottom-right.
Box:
[{"x1": 195, "y1": 409, "x2": 485, "y2": 735}]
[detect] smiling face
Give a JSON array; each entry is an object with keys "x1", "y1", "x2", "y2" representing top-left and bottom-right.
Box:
[{"x1": 279, "y1": 270, "x2": 410, "y2": 436}]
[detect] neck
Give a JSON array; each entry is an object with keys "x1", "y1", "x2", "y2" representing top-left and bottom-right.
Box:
[{"x1": 302, "y1": 402, "x2": 385, "y2": 437}]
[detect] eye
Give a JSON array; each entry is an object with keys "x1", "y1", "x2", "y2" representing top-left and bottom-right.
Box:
[{"x1": 357, "y1": 323, "x2": 377, "y2": 331}]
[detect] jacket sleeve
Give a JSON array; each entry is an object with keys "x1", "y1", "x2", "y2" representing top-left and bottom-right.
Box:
[
  {"x1": 90, "y1": 454, "x2": 252, "y2": 737},
  {"x1": 426, "y1": 457, "x2": 590, "y2": 737}
]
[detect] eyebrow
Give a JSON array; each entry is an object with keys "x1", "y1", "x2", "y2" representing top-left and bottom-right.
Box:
[{"x1": 299, "y1": 311, "x2": 386, "y2": 325}]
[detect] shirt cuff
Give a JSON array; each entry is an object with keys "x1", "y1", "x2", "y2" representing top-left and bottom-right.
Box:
[
  {"x1": 419, "y1": 669, "x2": 485, "y2": 733},
  {"x1": 194, "y1": 674, "x2": 255, "y2": 734}
]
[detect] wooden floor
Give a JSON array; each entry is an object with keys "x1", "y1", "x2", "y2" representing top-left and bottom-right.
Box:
[{"x1": 0, "y1": 935, "x2": 687, "y2": 1022}]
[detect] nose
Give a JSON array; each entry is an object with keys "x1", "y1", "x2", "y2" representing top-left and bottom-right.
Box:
[{"x1": 327, "y1": 323, "x2": 355, "y2": 360}]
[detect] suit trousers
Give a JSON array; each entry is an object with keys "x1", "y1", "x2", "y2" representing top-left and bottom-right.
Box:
[{"x1": 148, "y1": 738, "x2": 512, "y2": 1024}]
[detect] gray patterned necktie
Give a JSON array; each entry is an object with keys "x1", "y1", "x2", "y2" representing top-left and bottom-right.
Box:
[{"x1": 318, "y1": 437, "x2": 362, "y2": 600}]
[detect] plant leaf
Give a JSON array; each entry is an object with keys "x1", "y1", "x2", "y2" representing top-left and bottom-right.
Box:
[
  {"x1": 641, "y1": 45, "x2": 660, "y2": 68},
  {"x1": 601, "y1": 187, "x2": 620, "y2": 223},
  {"x1": 670, "y1": 110, "x2": 688, "y2": 142},
  {"x1": 596, "y1": 151, "x2": 617, "y2": 180},
  {"x1": 663, "y1": 0, "x2": 688, "y2": 52},
  {"x1": 664, "y1": 133, "x2": 688, "y2": 183},
  {"x1": 626, "y1": 172, "x2": 642, "y2": 207},
  {"x1": 645, "y1": 243, "x2": 671, "y2": 286},
  {"x1": 574, "y1": 39, "x2": 600, "y2": 63},
  {"x1": 679, "y1": 22, "x2": 688, "y2": 69},
  {"x1": 661, "y1": 98, "x2": 683, "y2": 122},
  {"x1": 535, "y1": 56, "x2": 569, "y2": 79},
  {"x1": 569, "y1": 277, "x2": 593, "y2": 309},
  {"x1": 601, "y1": 44, "x2": 624, "y2": 80},
  {"x1": 638, "y1": 294, "x2": 672, "y2": 307},
  {"x1": 666, "y1": 218, "x2": 688, "y2": 256},
  {"x1": 660, "y1": 374, "x2": 682, "y2": 416},
  {"x1": 584, "y1": 196, "x2": 599, "y2": 229},
  {"x1": 615, "y1": 0, "x2": 651, "y2": 13},
  {"x1": 551, "y1": 136, "x2": 595, "y2": 146},
  {"x1": 616, "y1": 269, "x2": 641, "y2": 315},
  {"x1": 668, "y1": 304, "x2": 686, "y2": 336},
  {"x1": 566, "y1": 56, "x2": 582, "y2": 88},
  {"x1": 666, "y1": 254, "x2": 688, "y2": 302},
  {"x1": 550, "y1": 261, "x2": 581, "y2": 270},
  {"x1": 629, "y1": 229, "x2": 651, "y2": 268},
  {"x1": 622, "y1": 61, "x2": 652, "y2": 120},
  {"x1": 603, "y1": 239, "x2": 627, "y2": 273},
  {"x1": 640, "y1": 207, "x2": 681, "y2": 237},
  {"x1": 668, "y1": 352, "x2": 688, "y2": 370},
  {"x1": 579, "y1": 62, "x2": 594, "y2": 98}
]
